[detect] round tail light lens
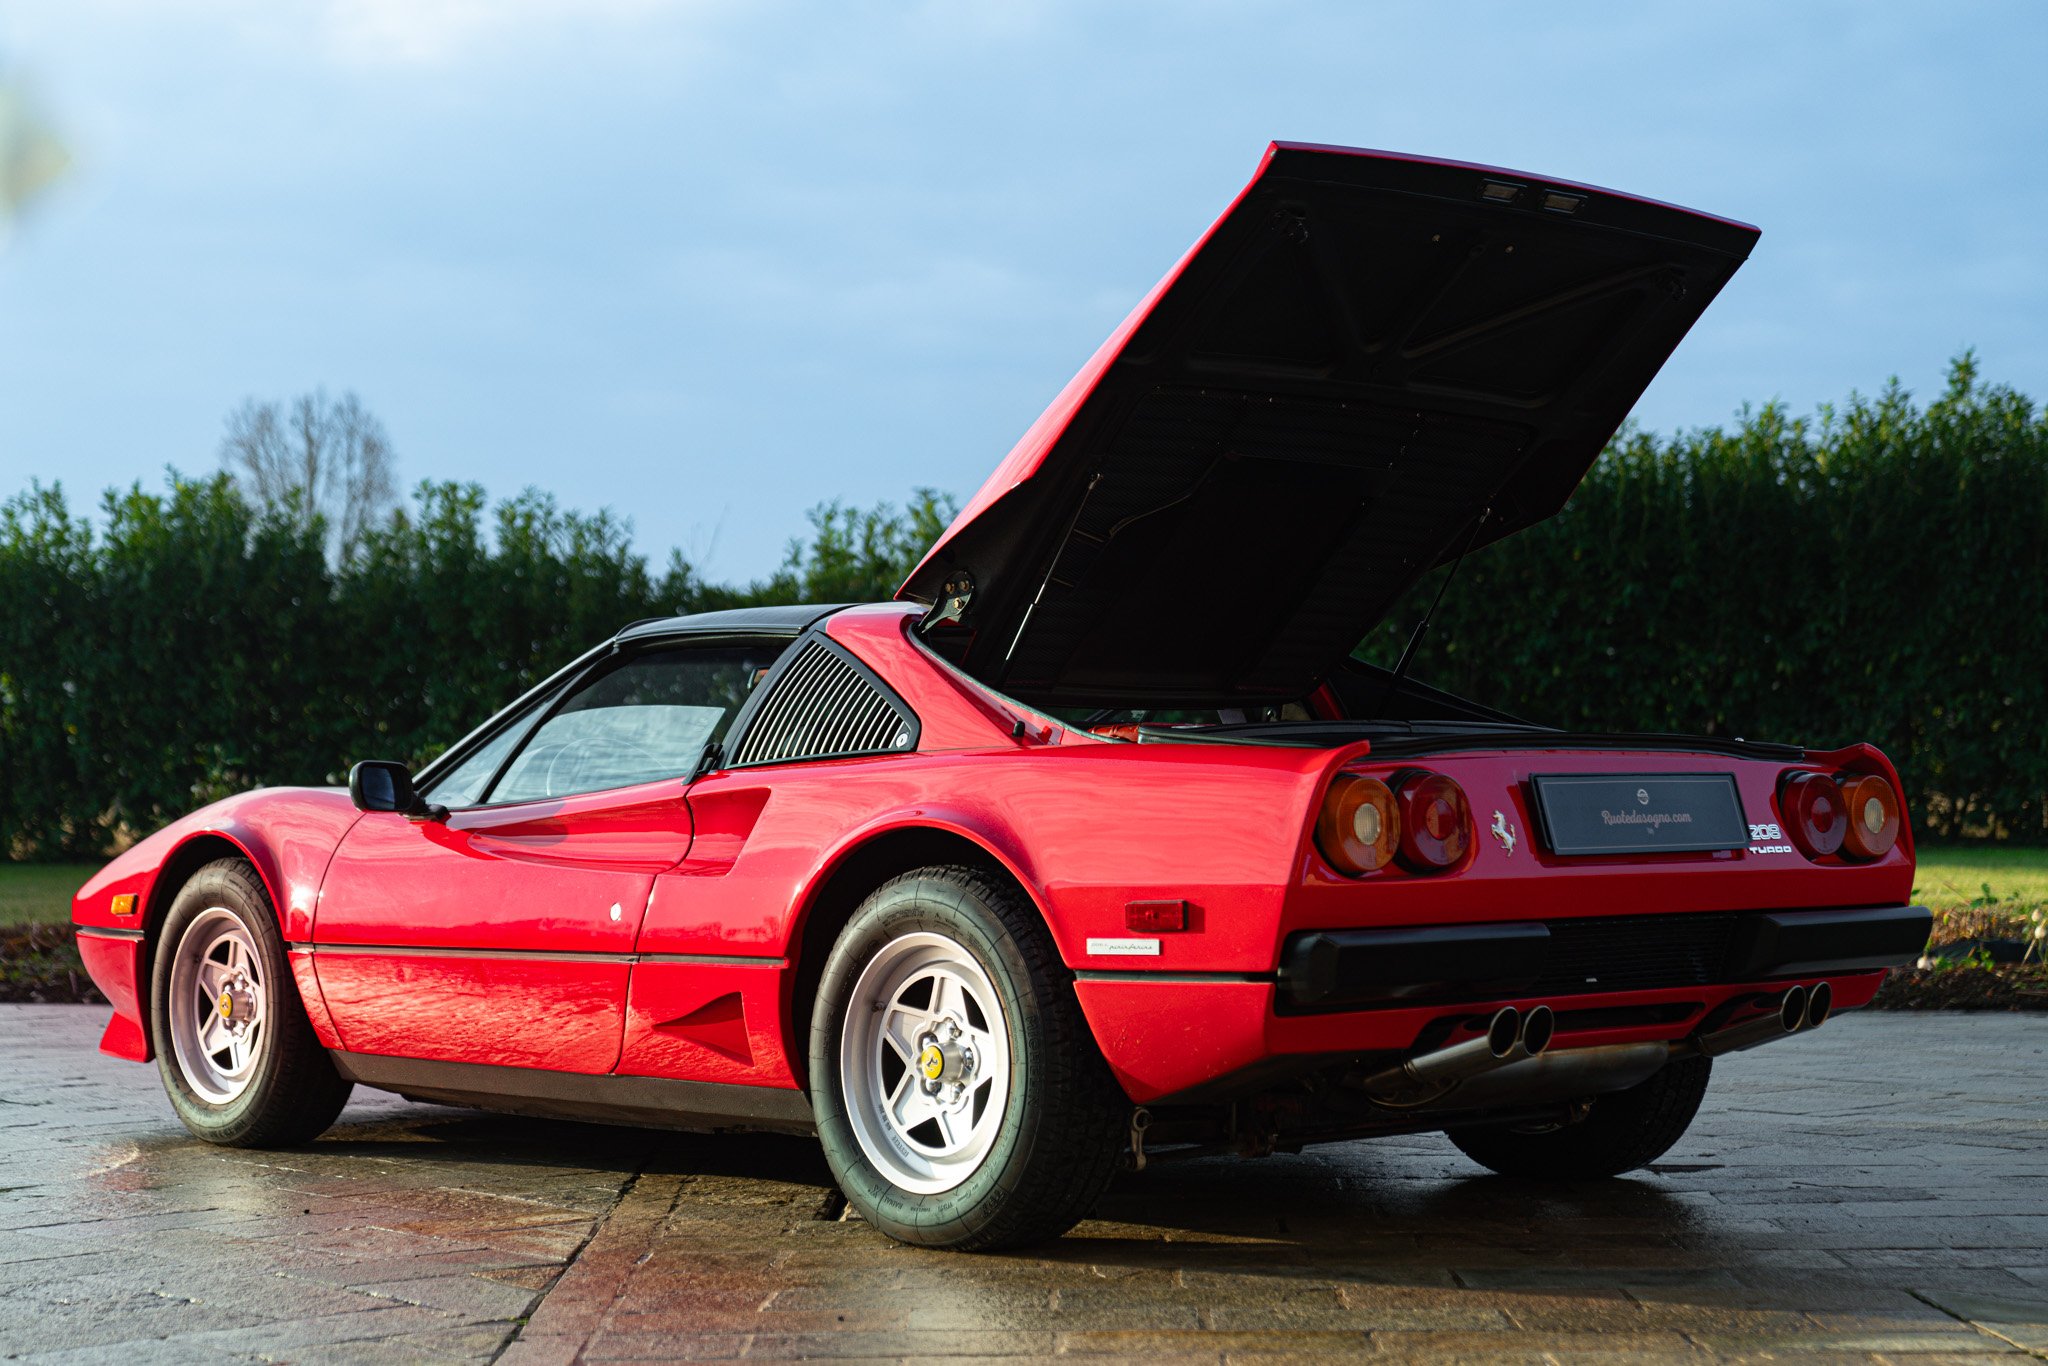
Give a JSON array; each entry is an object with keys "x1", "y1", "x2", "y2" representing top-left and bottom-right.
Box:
[
  {"x1": 1316, "y1": 775, "x2": 1401, "y2": 875},
  {"x1": 1838, "y1": 773, "x2": 1902, "y2": 860},
  {"x1": 1398, "y1": 772, "x2": 1472, "y2": 870},
  {"x1": 1780, "y1": 771, "x2": 1847, "y2": 859}
]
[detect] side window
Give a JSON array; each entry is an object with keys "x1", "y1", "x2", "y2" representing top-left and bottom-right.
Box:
[
  {"x1": 421, "y1": 690, "x2": 560, "y2": 808},
  {"x1": 487, "y1": 641, "x2": 785, "y2": 804},
  {"x1": 726, "y1": 637, "x2": 918, "y2": 767}
]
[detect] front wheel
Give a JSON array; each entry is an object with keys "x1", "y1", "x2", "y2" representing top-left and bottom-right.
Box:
[
  {"x1": 1447, "y1": 1054, "x2": 1712, "y2": 1179},
  {"x1": 150, "y1": 858, "x2": 352, "y2": 1147},
  {"x1": 808, "y1": 866, "x2": 1127, "y2": 1250}
]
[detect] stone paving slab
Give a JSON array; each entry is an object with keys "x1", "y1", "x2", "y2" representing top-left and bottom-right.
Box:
[{"x1": 0, "y1": 1006, "x2": 2044, "y2": 1362}]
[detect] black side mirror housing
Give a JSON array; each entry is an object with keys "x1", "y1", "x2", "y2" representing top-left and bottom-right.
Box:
[{"x1": 348, "y1": 760, "x2": 447, "y2": 821}]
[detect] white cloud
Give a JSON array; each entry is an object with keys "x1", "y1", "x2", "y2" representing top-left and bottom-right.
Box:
[
  {"x1": 3, "y1": 0, "x2": 728, "y2": 71},
  {"x1": 316, "y1": 0, "x2": 701, "y2": 66}
]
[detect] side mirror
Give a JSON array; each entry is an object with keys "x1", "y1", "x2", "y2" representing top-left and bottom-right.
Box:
[{"x1": 348, "y1": 760, "x2": 447, "y2": 821}]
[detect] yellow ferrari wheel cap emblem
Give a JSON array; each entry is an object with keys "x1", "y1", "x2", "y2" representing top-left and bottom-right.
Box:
[
  {"x1": 918, "y1": 1044, "x2": 944, "y2": 1081},
  {"x1": 217, "y1": 990, "x2": 234, "y2": 1020}
]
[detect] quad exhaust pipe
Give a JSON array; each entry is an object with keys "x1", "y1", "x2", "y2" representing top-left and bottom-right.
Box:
[
  {"x1": 1354, "y1": 982, "x2": 1836, "y2": 1112},
  {"x1": 1693, "y1": 981, "x2": 1832, "y2": 1058},
  {"x1": 1357, "y1": 1004, "x2": 1554, "y2": 1103}
]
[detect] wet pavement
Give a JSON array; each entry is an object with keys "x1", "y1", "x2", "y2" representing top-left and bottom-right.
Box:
[{"x1": 1, "y1": 1004, "x2": 2045, "y2": 1363}]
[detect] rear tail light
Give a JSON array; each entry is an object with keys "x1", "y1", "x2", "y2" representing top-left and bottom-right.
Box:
[
  {"x1": 1397, "y1": 772, "x2": 1473, "y2": 870},
  {"x1": 1780, "y1": 771, "x2": 1847, "y2": 859},
  {"x1": 1838, "y1": 773, "x2": 1902, "y2": 860},
  {"x1": 1316, "y1": 775, "x2": 1400, "y2": 875}
]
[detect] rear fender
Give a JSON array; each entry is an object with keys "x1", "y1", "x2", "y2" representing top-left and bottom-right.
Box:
[
  {"x1": 774, "y1": 806, "x2": 1052, "y2": 1085},
  {"x1": 788, "y1": 806, "x2": 1051, "y2": 943}
]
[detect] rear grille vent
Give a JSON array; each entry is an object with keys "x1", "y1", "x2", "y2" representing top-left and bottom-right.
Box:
[
  {"x1": 729, "y1": 639, "x2": 915, "y2": 767},
  {"x1": 1532, "y1": 913, "x2": 1739, "y2": 996}
]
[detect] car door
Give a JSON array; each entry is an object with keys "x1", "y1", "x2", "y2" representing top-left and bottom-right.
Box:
[
  {"x1": 619, "y1": 631, "x2": 922, "y2": 1088},
  {"x1": 311, "y1": 637, "x2": 789, "y2": 1074}
]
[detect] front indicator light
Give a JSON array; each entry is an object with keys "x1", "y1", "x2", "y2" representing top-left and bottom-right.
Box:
[
  {"x1": 1398, "y1": 772, "x2": 1473, "y2": 871},
  {"x1": 1317, "y1": 775, "x2": 1400, "y2": 875},
  {"x1": 1838, "y1": 773, "x2": 1902, "y2": 860},
  {"x1": 1781, "y1": 770, "x2": 1847, "y2": 859}
]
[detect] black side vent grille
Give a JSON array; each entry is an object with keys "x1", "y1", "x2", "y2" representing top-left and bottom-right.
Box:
[{"x1": 729, "y1": 639, "x2": 916, "y2": 767}]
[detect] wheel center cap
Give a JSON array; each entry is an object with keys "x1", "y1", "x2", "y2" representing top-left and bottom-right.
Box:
[
  {"x1": 916, "y1": 1033, "x2": 975, "y2": 1087},
  {"x1": 218, "y1": 983, "x2": 254, "y2": 1023}
]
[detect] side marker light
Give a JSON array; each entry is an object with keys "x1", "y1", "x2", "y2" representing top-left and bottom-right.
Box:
[{"x1": 1125, "y1": 900, "x2": 1188, "y2": 932}]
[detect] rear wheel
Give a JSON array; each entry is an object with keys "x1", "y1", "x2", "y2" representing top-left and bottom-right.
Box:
[
  {"x1": 151, "y1": 858, "x2": 352, "y2": 1146},
  {"x1": 808, "y1": 865, "x2": 1127, "y2": 1250},
  {"x1": 1446, "y1": 1054, "x2": 1711, "y2": 1179}
]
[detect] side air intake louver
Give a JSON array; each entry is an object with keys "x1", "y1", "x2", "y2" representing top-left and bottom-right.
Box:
[{"x1": 729, "y1": 639, "x2": 916, "y2": 767}]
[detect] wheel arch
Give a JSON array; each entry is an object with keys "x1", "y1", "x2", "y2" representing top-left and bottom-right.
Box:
[
  {"x1": 782, "y1": 818, "x2": 1048, "y2": 1088},
  {"x1": 134, "y1": 832, "x2": 283, "y2": 1057}
]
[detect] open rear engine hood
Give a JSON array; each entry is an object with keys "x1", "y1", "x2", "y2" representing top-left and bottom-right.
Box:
[{"x1": 899, "y1": 143, "x2": 1758, "y2": 707}]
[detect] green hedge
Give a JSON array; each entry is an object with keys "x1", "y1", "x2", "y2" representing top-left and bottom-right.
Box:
[
  {"x1": 1359, "y1": 356, "x2": 2048, "y2": 842},
  {"x1": 4, "y1": 358, "x2": 2043, "y2": 858},
  {"x1": 0, "y1": 478, "x2": 949, "y2": 859}
]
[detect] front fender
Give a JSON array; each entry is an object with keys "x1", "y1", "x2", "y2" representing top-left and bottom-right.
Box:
[{"x1": 69, "y1": 788, "x2": 361, "y2": 1062}]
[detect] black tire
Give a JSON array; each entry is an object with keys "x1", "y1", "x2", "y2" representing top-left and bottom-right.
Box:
[
  {"x1": 1447, "y1": 1054, "x2": 1711, "y2": 1179},
  {"x1": 150, "y1": 858, "x2": 352, "y2": 1147},
  {"x1": 808, "y1": 865, "x2": 1127, "y2": 1251}
]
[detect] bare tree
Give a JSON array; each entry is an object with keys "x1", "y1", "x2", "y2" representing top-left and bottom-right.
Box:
[{"x1": 221, "y1": 390, "x2": 396, "y2": 561}]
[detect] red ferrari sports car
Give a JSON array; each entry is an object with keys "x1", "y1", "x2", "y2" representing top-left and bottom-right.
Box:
[{"x1": 74, "y1": 143, "x2": 1931, "y2": 1250}]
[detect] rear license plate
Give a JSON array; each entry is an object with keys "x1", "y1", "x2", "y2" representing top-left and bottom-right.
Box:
[{"x1": 1530, "y1": 773, "x2": 1748, "y2": 856}]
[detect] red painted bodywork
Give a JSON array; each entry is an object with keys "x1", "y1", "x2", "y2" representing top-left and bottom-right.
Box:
[
  {"x1": 73, "y1": 786, "x2": 362, "y2": 1061},
  {"x1": 311, "y1": 784, "x2": 689, "y2": 1073},
  {"x1": 73, "y1": 603, "x2": 1918, "y2": 1109},
  {"x1": 71, "y1": 144, "x2": 1915, "y2": 1127}
]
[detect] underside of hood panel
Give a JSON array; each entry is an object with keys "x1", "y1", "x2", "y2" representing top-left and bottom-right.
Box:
[{"x1": 901, "y1": 144, "x2": 1759, "y2": 707}]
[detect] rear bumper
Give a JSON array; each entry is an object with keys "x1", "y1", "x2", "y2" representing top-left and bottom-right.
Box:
[
  {"x1": 1076, "y1": 971, "x2": 1892, "y2": 1105},
  {"x1": 1073, "y1": 904, "x2": 1928, "y2": 1105},
  {"x1": 1277, "y1": 904, "x2": 1932, "y2": 1012}
]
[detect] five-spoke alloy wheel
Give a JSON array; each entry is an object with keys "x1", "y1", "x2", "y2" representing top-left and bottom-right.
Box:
[
  {"x1": 150, "y1": 858, "x2": 352, "y2": 1147},
  {"x1": 165, "y1": 907, "x2": 270, "y2": 1104},
  {"x1": 809, "y1": 865, "x2": 1127, "y2": 1251},
  {"x1": 841, "y1": 931, "x2": 1012, "y2": 1194}
]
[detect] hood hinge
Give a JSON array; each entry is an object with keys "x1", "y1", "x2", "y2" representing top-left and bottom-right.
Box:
[{"x1": 919, "y1": 570, "x2": 975, "y2": 633}]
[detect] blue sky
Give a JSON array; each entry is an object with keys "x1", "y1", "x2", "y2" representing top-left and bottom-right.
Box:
[{"x1": 3, "y1": 1, "x2": 2044, "y2": 583}]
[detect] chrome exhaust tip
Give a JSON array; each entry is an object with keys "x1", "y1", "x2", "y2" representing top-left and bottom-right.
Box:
[
  {"x1": 1357, "y1": 1004, "x2": 1535, "y2": 1102},
  {"x1": 1804, "y1": 980, "x2": 1832, "y2": 1030},
  {"x1": 1482, "y1": 1005, "x2": 1521, "y2": 1059},
  {"x1": 1778, "y1": 983, "x2": 1810, "y2": 1033},
  {"x1": 1694, "y1": 984, "x2": 1809, "y2": 1058},
  {"x1": 1519, "y1": 1004, "x2": 1555, "y2": 1057}
]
